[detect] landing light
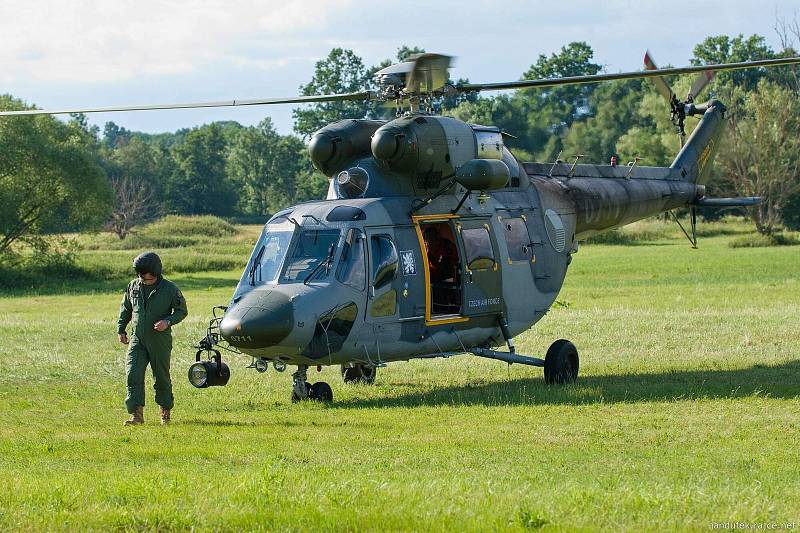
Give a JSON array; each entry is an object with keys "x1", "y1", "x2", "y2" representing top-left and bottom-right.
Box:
[{"x1": 188, "y1": 350, "x2": 230, "y2": 388}]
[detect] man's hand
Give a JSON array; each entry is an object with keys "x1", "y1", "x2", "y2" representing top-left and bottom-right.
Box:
[
  {"x1": 153, "y1": 320, "x2": 170, "y2": 332},
  {"x1": 118, "y1": 333, "x2": 129, "y2": 345}
]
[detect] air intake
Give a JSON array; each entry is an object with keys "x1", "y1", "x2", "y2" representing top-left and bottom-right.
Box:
[{"x1": 336, "y1": 167, "x2": 369, "y2": 198}]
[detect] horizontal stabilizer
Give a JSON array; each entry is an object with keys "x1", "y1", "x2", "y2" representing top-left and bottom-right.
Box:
[{"x1": 694, "y1": 196, "x2": 762, "y2": 208}]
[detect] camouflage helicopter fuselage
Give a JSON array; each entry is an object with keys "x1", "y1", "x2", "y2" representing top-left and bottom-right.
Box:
[{"x1": 217, "y1": 100, "x2": 723, "y2": 368}]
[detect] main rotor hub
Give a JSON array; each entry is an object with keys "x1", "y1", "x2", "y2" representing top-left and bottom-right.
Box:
[{"x1": 373, "y1": 53, "x2": 454, "y2": 108}]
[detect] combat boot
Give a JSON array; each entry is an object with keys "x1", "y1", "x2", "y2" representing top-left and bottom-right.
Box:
[
  {"x1": 124, "y1": 406, "x2": 144, "y2": 426},
  {"x1": 160, "y1": 407, "x2": 171, "y2": 425}
]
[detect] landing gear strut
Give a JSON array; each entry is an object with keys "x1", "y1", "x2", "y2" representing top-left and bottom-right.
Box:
[
  {"x1": 470, "y1": 338, "x2": 580, "y2": 384},
  {"x1": 291, "y1": 365, "x2": 333, "y2": 403}
]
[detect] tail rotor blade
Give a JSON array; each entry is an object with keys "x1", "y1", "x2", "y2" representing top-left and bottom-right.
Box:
[
  {"x1": 689, "y1": 69, "x2": 715, "y2": 101},
  {"x1": 644, "y1": 50, "x2": 675, "y2": 103}
]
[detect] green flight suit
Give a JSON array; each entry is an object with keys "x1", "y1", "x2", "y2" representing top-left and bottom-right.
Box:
[{"x1": 117, "y1": 277, "x2": 188, "y2": 413}]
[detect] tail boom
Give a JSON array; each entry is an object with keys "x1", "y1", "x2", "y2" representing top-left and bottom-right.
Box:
[{"x1": 523, "y1": 98, "x2": 727, "y2": 240}]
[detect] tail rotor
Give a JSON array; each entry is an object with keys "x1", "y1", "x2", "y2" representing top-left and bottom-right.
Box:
[{"x1": 644, "y1": 50, "x2": 715, "y2": 146}]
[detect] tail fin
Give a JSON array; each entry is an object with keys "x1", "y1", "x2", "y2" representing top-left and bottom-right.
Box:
[{"x1": 670, "y1": 99, "x2": 727, "y2": 184}]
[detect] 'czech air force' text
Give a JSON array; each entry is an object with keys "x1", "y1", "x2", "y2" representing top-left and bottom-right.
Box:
[{"x1": 468, "y1": 297, "x2": 501, "y2": 309}]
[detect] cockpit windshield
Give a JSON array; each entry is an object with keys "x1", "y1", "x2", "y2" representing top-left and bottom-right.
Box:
[
  {"x1": 280, "y1": 229, "x2": 341, "y2": 283},
  {"x1": 243, "y1": 221, "x2": 294, "y2": 287}
]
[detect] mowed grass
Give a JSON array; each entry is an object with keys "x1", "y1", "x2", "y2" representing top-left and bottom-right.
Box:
[{"x1": 0, "y1": 220, "x2": 798, "y2": 531}]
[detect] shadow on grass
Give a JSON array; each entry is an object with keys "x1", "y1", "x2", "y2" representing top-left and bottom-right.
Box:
[
  {"x1": 334, "y1": 360, "x2": 800, "y2": 408},
  {"x1": 0, "y1": 274, "x2": 238, "y2": 297}
]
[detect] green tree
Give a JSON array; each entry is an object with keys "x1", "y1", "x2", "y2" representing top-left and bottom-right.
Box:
[
  {"x1": 396, "y1": 45, "x2": 426, "y2": 62},
  {"x1": 0, "y1": 95, "x2": 111, "y2": 255},
  {"x1": 718, "y1": 81, "x2": 800, "y2": 234},
  {"x1": 692, "y1": 34, "x2": 778, "y2": 91},
  {"x1": 450, "y1": 43, "x2": 602, "y2": 159},
  {"x1": 293, "y1": 48, "x2": 371, "y2": 137},
  {"x1": 103, "y1": 121, "x2": 131, "y2": 149},
  {"x1": 166, "y1": 123, "x2": 237, "y2": 216},
  {"x1": 561, "y1": 79, "x2": 652, "y2": 163},
  {"x1": 228, "y1": 118, "x2": 316, "y2": 215}
]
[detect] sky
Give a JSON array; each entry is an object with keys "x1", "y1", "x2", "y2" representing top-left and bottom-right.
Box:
[{"x1": 1, "y1": 0, "x2": 797, "y2": 136}]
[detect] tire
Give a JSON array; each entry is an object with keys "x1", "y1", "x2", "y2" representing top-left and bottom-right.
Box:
[
  {"x1": 544, "y1": 339, "x2": 579, "y2": 385},
  {"x1": 341, "y1": 364, "x2": 377, "y2": 385},
  {"x1": 291, "y1": 381, "x2": 313, "y2": 403},
  {"x1": 309, "y1": 381, "x2": 334, "y2": 402}
]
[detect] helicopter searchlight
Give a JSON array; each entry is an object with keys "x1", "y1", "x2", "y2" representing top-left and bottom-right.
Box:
[{"x1": 3, "y1": 52, "x2": 800, "y2": 403}]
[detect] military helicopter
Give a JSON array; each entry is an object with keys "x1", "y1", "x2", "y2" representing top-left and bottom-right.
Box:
[{"x1": 3, "y1": 52, "x2": 799, "y2": 403}]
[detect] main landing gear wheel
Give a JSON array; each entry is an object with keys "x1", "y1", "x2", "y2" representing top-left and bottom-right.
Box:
[
  {"x1": 544, "y1": 339, "x2": 579, "y2": 384},
  {"x1": 309, "y1": 382, "x2": 333, "y2": 402},
  {"x1": 341, "y1": 364, "x2": 377, "y2": 384}
]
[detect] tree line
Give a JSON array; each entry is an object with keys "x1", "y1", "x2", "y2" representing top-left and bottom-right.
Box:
[{"x1": 1, "y1": 31, "x2": 799, "y2": 260}]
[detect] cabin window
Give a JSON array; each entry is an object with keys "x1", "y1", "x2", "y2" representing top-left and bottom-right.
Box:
[
  {"x1": 503, "y1": 217, "x2": 532, "y2": 262},
  {"x1": 327, "y1": 206, "x2": 366, "y2": 222},
  {"x1": 307, "y1": 302, "x2": 358, "y2": 356},
  {"x1": 336, "y1": 228, "x2": 366, "y2": 291},
  {"x1": 461, "y1": 226, "x2": 495, "y2": 271},
  {"x1": 370, "y1": 235, "x2": 398, "y2": 290},
  {"x1": 370, "y1": 289, "x2": 397, "y2": 317}
]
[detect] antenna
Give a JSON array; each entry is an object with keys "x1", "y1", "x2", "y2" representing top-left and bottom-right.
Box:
[{"x1": 548, "y1": 150, "x2": 564, "y2": 178}]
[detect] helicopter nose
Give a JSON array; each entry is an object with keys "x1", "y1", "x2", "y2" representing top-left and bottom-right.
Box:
[{"x1": 220, "y1": 289, "x2": 293, "y2": 349}]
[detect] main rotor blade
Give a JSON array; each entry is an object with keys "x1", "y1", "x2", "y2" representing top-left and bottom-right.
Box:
[
  {"x1": 643, "y1": 50, "x2": 674, "y2": 103},
  {"x1": 405, "y1": 53, "x2": 453, "y2": 95},
  {"x1": 0, "y1": 91, "x2": 373, "y2": 117},
  {"x1": 459, "y1": 56, "x2": 800, "y2": 93}
]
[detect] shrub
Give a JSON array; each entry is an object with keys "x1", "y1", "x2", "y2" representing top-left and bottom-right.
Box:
[
  {"x1": 144, "y1": 215, "x2": 237, "y2": 238},
  {"x1": 728, "y1": 233, "x2": 799, "y2": 248},
  {"x1": 584, "y1": 226, "x2": 670, "y2": 245}
]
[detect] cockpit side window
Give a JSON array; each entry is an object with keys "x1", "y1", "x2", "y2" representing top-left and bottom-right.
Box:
[
  {"x1": 336, "y1": 228, "x2": 366, "y2": 291},
  {"x1": 280, "y1": 229, "x2": 341, "y2": 283}
]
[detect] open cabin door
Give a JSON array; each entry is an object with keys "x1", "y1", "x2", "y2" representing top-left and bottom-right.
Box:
[{"x1": 413, "y1": 215, "x2": 502, "y2": 326}]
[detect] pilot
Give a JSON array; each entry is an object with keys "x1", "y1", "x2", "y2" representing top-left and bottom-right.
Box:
[{"x1": 117, "y1": 252, "x2": 188, "y2": 426}]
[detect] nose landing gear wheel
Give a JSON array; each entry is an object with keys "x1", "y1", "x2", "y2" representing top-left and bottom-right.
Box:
[
  {"x1": 341, "y1": 364, "x2": 377, "y2": 384},
  {"x1": 544, "y1": 339, "x2": 579, "y2": 384},
  {"x1": 291, "y1": 381, "x2": 312, "y2": 403},
  {"x1": 309, "y1": 382, "x2": 333, "y2": 402}
]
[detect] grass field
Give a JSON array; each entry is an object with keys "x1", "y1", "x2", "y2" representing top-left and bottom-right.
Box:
[{"x1": 0, "y1": 219, "x2": 798, "y2": 531}]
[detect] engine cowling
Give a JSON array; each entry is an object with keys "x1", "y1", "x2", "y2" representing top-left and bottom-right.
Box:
[
  {"x1": 309, "y1": 119, "x2": 386, "y2": 176},
  {"x1": 370, "y1": 115, "x2": 505, "y2": 189}
]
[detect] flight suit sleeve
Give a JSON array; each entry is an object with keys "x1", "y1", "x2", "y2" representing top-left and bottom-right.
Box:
[
  {"x1": 165, "y1": 287, "x2": 188, "y2": 326},
  {"x1": 117, "y1": 282, "x2": 133, "y2": 334}
]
